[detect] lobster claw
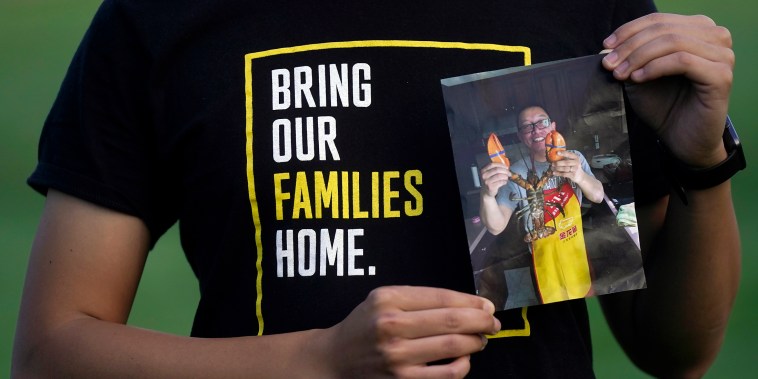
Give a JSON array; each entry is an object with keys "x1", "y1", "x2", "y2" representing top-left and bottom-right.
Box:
[
  {"x1": 487, "y1": 133, "x2": 510, "y2": 168},
  {"x1": 545, "y1": 130, "x2": 567, "y2": 162}
]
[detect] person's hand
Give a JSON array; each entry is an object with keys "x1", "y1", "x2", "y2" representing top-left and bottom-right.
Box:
[
  {"x1": 324, "y1": 286, "x2": 500, "y2": 378},
  {"x1": 602, "y1": 13, "x2": 734, "y2": 168},
  {"x1": 480, "y1": 163, "x2": 511, "y2": 198},
  {"x1": 551, "y1": 151, "x2": 586, "y2": 182}
]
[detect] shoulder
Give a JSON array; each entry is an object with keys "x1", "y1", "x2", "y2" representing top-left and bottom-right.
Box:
[{"x1": 570, "y1": 150, "x2": 588, "y2": 161}]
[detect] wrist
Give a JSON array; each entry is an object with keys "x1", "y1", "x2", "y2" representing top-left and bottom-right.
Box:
[
  {"x1": 659, "y1": 116, "x2": 746, "y2": 204},
  {"x1": 302, "y1": 328, "x2": 337, "y2": 379},
  {"x1": 480, "y1": 187, "x2": 498, "y2": 201},
  {"x1": 572, "y1": 168, "x2": 586, "y2": 183},
  {"x1": 666, "y1": 141, "x2": 728, "y2": 169}
]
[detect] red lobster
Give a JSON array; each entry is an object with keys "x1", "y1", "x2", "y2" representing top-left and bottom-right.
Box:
[{"x1": 487, "y1": 131, "x2": 567, "y2": 242}]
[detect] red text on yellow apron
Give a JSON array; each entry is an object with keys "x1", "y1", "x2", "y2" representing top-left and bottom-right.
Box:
[{"x1": 532, "y1": 181, "x2": 591, "y2": 303}]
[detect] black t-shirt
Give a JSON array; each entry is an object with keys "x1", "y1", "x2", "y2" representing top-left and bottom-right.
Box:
[{"x1": 30, "y1": 1, "x2": 663, "y2": 377}]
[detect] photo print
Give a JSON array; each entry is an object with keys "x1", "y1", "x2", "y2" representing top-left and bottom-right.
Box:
[{"x1": 442, "y1": 54, "x2": 645, "y2": 310}]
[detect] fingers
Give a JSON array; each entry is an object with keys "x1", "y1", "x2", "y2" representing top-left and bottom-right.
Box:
[
  {"x1": 626, "y1": 53, "x2": 733, "y2": 91},
  {"x1": 553, "y1": 166, "x2": 574, "y2": 176},
  {"x1": 368, "y1": 286, "x2": 499, "y2": 340},
  {"x1": 555, "y1": 150, "x2": 577, "y2": 161},
  {"x1": 374, "y1": 306, "x2": 501, "y2": 340},
  {"x1": 605, "y1": 13, "x2": 729, "y2": 51},
  {"x1": 374, "y1": 318, "x2": 487, "y2": 377},
  {"x1": 382, "y1": 335, "x2": 483, "y2": 366},
  {"x1": 395, "y1": 355, "x2": 472, "y2": 379},
  {"x1": 602, "y1": 13, "x2": 734, "y2": 85},
  {"x1": 361, "y1": 287, "x2": 498, "y2": 377},
  {"x1": 366, "y1": 285, "x2": 494, "y2": 314},
  {"x1": 480, "y1": 163, "x2": 511, "y2": 197},
  {"x1": 551, "y1": 151, "x2": 579, "y2": 177},
  {"x1": 329, "y1": 286, "x2": 501, "y2": 378},
  {"x1": 382, "y1": 335, "x2": 481, "y2": 373},
  {"x1": 480, "y1": 163, "x2": 511, "y2": 180}
]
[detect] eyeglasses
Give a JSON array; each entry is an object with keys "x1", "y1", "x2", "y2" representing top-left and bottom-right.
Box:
[{"x1": 518, "y1": 118, "x2": 551, "y2": 134}]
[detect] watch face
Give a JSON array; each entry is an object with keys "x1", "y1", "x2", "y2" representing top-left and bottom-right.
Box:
[
  {"x1": 724, "y1": 116, "x2": 741, "y2": 151},
  {"x1": 724, "y1": 116, "x2": 746, "y2": 171}
]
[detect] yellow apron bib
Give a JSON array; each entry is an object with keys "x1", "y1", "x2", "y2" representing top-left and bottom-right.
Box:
[{"x1": 532, "y1": 181, "x2": 592, "y2": 303}]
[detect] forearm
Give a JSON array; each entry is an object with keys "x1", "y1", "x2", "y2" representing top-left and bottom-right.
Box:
[
  {"x1": 13, "y1": 190, "x2": 333, "y2": 378},
  {"x1": 13, "y1": 316, "x2": 331, "y2": 379},
  {"x1": 574, "y1": 172, "x2": 604, "y2": 203},
  {"x1": 16, "y1": 192, "x2": 496, "y2": 378},
  {"x1": 644, "y1": 182, "x2": 738, "y2": 369},
  {"x1": 479, "y1": 193, "x2": 509, "y2": 235},
  {"x1": 603, "y1": 181, "x2": 740, "y2": 377}
]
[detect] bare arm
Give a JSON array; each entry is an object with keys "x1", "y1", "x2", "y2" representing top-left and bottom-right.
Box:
[
  {"x1": 12, "y1": 190, "x2": 500, "y2": 378},
  {"x1": 573, "y1": 173, "x2": 604, "y2": 204},
  {"x1": 551, "y1": 151, "x2": 605, "y2": 203},
  {"x1": 478, "y1": 163, "x2": 515, "y2": 235},
  {"x1": 12, "y1": 190, "x2": 330, "y2": 378},
  {"x1": 599, "y1": 13, "x2": 740, "y2": 378},
  {"x1": 601, "y1": 183, "x2": 739, "y2": 378},
  {"x1": 479, "y1": 193, "x2": 515, "y2": 236}
]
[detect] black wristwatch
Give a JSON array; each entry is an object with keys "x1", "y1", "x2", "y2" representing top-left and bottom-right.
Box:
[{"x1": 660, "y1": 116, "x2": 746, "y2": 204}]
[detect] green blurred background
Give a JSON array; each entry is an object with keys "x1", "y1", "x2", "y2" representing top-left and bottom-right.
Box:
[{"x1": 1, "y1": 1, "x2": 755, "y2": 377}]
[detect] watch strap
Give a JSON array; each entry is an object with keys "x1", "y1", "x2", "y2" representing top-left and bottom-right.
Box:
[{"x1": 660, "y1": 116, "x2": 746, "y2": 204}]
